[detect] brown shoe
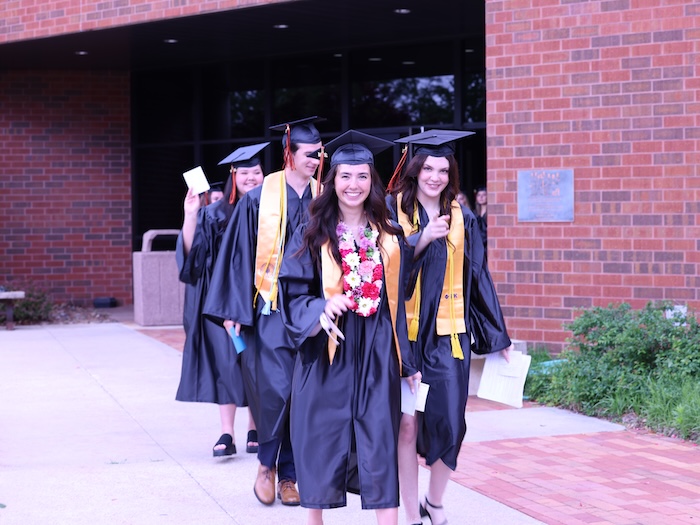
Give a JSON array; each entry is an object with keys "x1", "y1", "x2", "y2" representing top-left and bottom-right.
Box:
[
  {"x1": 254, "y1": 464, "x2": 276, "y2": 505},
  {"x1": 277, "y1": 479, "x2": 300, "y2": 506}
]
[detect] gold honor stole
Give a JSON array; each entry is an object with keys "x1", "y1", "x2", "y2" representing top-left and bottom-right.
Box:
[
  {"x1": 321, "y1": 231, "x2": 403, "y2": 369},
  {"x1": 254, "y1": 170, "x2": 317, "y2": 314},
  {"x1": 396, "y1": 193, "x2": 467, "y2": 359}
]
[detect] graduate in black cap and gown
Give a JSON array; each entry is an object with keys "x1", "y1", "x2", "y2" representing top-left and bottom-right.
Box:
[
  {"x1": 176, "y1": 142, "x2": 268, "y2": 457},
  {"x1": 204, "y1": 117, "x2": 325, "y2": 507},
  {"x1": 208, "y1": 181, "x2": 225, "y2": 204},
  {"x1": 278, "y1": 130, "x2": 421, "y2": 525},
  {"x1": 386, "y1": 130, "x2": 512, "y2": 525}
]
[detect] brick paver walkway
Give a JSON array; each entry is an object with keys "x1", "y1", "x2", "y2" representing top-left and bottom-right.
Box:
[{"x1": 140, "y1": 326, "x2": 700, "y2": 525}]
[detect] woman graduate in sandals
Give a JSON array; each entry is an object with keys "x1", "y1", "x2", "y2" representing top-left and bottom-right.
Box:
[
  {"x1": 176, "y1": 142, "x2": 268, "y2": 457},
  {"x1": 386, "y1": 130, "x2": 512, "y2": 525},
  {"x1": 278, "y1": 130, "x2": 421, "y2": 525}
]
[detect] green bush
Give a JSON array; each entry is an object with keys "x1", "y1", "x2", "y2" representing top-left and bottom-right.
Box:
[
  {"x1": 0, "y1": 282, "x2": 52, "y2": 325},
  {"x1": 526, "y1": 302, "x2": 700, "y2": 443}
]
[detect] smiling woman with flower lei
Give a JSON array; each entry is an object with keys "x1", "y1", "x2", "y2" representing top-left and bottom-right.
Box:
[{"x1": 279, "y1": 130, "x2": 421, "y2": 525}]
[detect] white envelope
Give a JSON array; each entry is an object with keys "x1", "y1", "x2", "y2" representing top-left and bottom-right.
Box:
[{"x1": 476, "y1": 351, "x2": 531, "y2": 408}]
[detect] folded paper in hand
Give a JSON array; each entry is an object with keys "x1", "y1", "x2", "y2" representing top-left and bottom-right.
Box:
[{"x1": 476, "y1": 351, "x2": 531, "y2": 408}]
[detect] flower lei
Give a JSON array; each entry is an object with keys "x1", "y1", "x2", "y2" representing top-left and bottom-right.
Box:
[{"x1": 336, "y1": 221, "x2": 383, "y2": 317}]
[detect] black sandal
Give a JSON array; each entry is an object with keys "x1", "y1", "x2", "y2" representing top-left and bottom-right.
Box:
[
  {"x1": 420, "y1": 496, "x2": 448, "y2": 525},
  {"x1": 246, "y1": 430, "x2": 259, "y2": 453},
  {"x1": 213, "y1": 433, "x2": 236, "y2": 457}
]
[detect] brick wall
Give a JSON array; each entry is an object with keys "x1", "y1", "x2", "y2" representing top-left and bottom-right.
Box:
[
  {"x1": 486, "y1": 0, "x2": 700, "y2": 350},
  {"x1": 0, "y1": 0, "x2": 287, "y2": 44},
  {"x1": 0, "y1": 70, "x2": 133, "y2": 306}
]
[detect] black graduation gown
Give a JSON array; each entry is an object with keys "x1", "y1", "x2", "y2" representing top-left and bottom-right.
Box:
[
  {"x1": 175, "y1": 199, "x2": 246, "y2": 406},
  {"x1": 386, "y1": 195, "x2": 511, "y2": 470},
  {"x1": 278, "y1": 223, "x2": 416, "y2": 510},
  {"x1": 203, "y1": 183, "x2": 313, "y2": 444}
]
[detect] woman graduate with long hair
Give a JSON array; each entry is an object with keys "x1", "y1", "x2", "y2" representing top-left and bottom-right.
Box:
[
  {"x1": 176, "y1": 142, "x2": 268, "y2": 457},
  {"x1": 279, "y1": 130, "x2": 421, "y2": 525},
  {"x1": 386, "y1": 130, "x2": 512, "y2": 525}
]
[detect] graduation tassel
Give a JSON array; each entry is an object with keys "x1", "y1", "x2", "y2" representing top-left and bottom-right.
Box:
[
  {"x1": 283, "y1": 124, "x2": 295, "y2": 171},
  {"x1": 228, "y1": 166, "x2": 237, "y2": 205},
  {"x1": 408, "y1": 317, "x2": 419, "y2": 342},
  {"x1": 451, "y1": 332, "x2": 464, "y2": 360},
  {"x1": 261, "y1": 299, "x2": 272, "y2": 316},
  {"x1": 315, "y1": 146, "x2": 325, "y2": 196},
  {"x1": 386, "y1": 145, "x2": 408, "y2": 193}
]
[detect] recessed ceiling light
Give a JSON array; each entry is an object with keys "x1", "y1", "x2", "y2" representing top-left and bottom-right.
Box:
[
  {"x1": 163, "y1": 38, "x2": 178, "y2": 44},
  {"x1": 74, "y1": 50, "x2": 88, "y2": 56},
  {"x1": 368, "y1": 57, "x2": 382, "y2": 62},
  {"x1": 464, "y1": 48, "x2": 475, "y2": 53},
  {"x1": 273, "y1": 24, "x2": 289, "y2": 29},
  {"x1": 402, "y1": 60, "x2": 415, "y2": 65},
  {"x1": 334, "y1": 53, "x2": 343, "y2": 58},
  {"x1": 394, "y1": 8, "x2": 411, "y2": 14}
]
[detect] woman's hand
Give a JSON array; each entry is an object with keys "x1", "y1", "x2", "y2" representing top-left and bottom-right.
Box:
[
  {"x1": 183, "y1": 187, "x2": 202, "y2": 217},
  {"x1": 501, "y1": 343, "x2": 514, "y2": 363},
  {"x1": 324, "y1": 293, "x2": 355, "y2": 320},
  {"x1": 223, "y1": 320, "x2": 240, "y2": 337},
  {"x1": 414, "y1": 212, "x2": 450, "y2": 256},
  {"x1": 422, "y1": 212, "x2": 450, "y2": 242},
  {"x1": 405, "y1": 370, "x2": 423, "y2": 394}
]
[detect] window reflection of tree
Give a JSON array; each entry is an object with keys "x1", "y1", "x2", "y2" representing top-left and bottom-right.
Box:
[
  {"x1": 230, "y1": 90, "x2": 265, "y2": 138},
  {"x1": 352, "y1": 76, "x2": 453, "y2": 127},
  {"x1": 463, "y1": 72, "x2": 485, "y2": 123}
]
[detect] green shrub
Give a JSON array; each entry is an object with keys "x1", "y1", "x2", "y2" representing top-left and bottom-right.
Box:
[
  {"x1": 0, "y1": 282, "x2": 52, "y2": 325},
  {"x1": 525, "y1": 302, "x2": 700, "y2": 443}
]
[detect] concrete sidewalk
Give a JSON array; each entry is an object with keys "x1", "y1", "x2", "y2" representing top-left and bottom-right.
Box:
[{"x1": 0, "y1": 322, "x2": 548, "y2": 525}]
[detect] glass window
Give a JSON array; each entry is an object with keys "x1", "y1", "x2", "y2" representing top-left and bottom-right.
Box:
[
  {"x1": 133, "y1": 70, "x2": 194, "y2": 143},
  {"x1": 270, "y1": 53, "x2": 342, "y2": 133}
]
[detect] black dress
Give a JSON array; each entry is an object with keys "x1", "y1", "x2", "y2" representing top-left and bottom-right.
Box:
[
  {"x1": 175, "y1": 199, "x2": 246, "y2": 406},
  {"x1": 278, "y1": 223, "x2": 416, "y2": 510},
  {"x1": 203, "y1": 183, "x2": 313, "y2": 444},
  {"x1": 387, "y1": 195, "x2": 510, "y2": 470}
]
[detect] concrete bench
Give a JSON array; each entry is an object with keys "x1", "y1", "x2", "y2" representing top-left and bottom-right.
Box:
[
  {"x1": 0, "y1": 291, "x2": 26, "y2": 330},
  {"x1": 469, "y1": 339, "x2": 528, "y2": 395}
]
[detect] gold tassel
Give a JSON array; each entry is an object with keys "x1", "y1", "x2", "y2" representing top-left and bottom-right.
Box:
[
  {"x1": 408, "y1": 317, "x2": 419, "y2": 342},
  {"x1": 451, "y1": 333, "x2": 464, "y2": 360}
]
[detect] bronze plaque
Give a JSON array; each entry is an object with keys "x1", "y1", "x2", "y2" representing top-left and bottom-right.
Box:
[{"x1": 517, "y1": 169, "x2": 574, "y2": 222}]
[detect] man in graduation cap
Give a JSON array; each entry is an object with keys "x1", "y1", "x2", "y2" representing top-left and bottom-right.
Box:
[
  {"x1": 386, "y1": 129, "x2": 512, "y2": 525},
  {"x1": 176, "y1": 142, "x2": 268, "y2": 460},
  {"x1": 204, "y1": 117, "x2": 325, "y2": 507},
  {"x1": 278, "y1": 130, "x2": 420, "y2": 524}
]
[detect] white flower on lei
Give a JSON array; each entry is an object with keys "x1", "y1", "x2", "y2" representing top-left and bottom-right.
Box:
[
  {"x1": 356, "y1": 297, "x2": 374, "y2": 316},
  {"x1": 344, "y1": 252, "x2": 361, "y2": 269},
  {"x1": 344, "y1": 271, "x2": 361, "y2": 289}
]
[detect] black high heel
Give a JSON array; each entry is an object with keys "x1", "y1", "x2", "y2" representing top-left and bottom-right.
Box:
[{"x1": 419, "y1": 496, "x2": 448, "y2": 525}]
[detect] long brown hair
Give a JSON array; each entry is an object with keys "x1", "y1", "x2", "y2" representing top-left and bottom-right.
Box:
[
  {"x1": 300, "y1": 164, "x2": 402, "y2": 270},
  {"x1": 388, "y1": 153, "x2": 460, "y2": 220}
]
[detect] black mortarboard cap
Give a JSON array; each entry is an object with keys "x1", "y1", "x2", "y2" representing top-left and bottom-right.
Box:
[
  {"x1": 395, "y1": 129, "x2": 475, "y2": 157},
  {"x1": 269, "y1": 116, "x2": 325, "y2": 146},
  {"x1": 325, "y1": 130, "x2": 394, "y2": 167},
  {"x1": 218, "y1": 141, "x2": 270, "y2": 167},
  {"x1": 208, "y1": 181, "x2": 225, "y2": 193}
]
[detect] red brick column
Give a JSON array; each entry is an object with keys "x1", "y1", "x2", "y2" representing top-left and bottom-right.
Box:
[
  {"x1": 486, "y1": 0, "x2": 700, "y2": 350},
  {"x1": 0, "y1": 70, "x2": 133, "y2": 306}
]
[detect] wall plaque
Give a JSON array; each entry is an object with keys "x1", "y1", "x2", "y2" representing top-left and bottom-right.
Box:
[{"x1": 517, "y1": 169, "x2": 574, "y2": 222}]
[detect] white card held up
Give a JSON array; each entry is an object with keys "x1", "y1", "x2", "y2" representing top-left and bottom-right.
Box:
[
  {"x1": 183, "y1": 166, "x2": 210, "y2": 195},
  {"x1": 476, "y1": 350, "x2": 531, "y2": 408}
]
